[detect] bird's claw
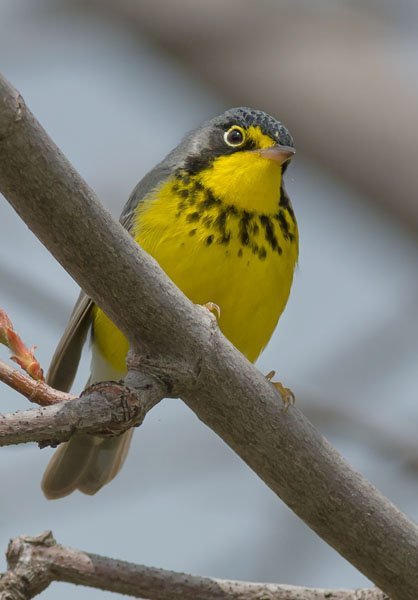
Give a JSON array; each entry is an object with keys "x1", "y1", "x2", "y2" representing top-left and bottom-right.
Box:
[
  {"x1": 266, "y1": 370, "x2": 295, "y2": 411},
  {"x1": 202, "y1": 302, "x2": 221, "y2": 320}
]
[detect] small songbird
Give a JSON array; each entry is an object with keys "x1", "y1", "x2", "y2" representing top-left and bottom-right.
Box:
[{"x1": 42, "y1": 107, "x2": 298, "y2": 499}]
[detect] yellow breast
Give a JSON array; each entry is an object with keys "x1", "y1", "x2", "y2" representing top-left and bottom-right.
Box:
[{"x1": 92, "y1": 165, "x2": 298, "y2": 373}]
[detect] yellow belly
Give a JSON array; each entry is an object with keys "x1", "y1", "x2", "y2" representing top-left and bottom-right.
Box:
[{"x1": 92, "y1": 182, "x2": 298, "y2": 372}]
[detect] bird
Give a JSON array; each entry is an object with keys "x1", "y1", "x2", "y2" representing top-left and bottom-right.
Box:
[{"x1": 41, "y1": 107, "x2": 299, "y2": 499}]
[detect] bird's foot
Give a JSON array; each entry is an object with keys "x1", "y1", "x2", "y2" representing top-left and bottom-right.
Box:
[
  {"x1": 202, "y1": 302, "x2": 221, "y2": 320},
  {"x1": 265, "y1": 370, "x2": 295, "y2": 411}
]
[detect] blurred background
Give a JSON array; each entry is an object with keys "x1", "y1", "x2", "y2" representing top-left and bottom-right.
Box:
[{"x1": 1, "y1": 0, "x2": 418, "y2": 597}]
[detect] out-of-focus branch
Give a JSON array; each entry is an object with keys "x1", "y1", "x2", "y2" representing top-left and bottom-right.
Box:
[
  {"x1": 0, "y1": 73, "x2": 417, "y2": 599},
  {"x1": 0, "y1": 532, "x2": 388, "y2": 600},
  {"x1": 77, "y1": 0, "x2": 418, "y2": 233},
  {"x1": 303, "y1": 395, "x2": 418, "y2": 472}
]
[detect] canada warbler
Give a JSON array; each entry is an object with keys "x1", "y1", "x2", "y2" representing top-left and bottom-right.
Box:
[{"x1": 42, "y1": 107, "x2": 298, "y2": 499}]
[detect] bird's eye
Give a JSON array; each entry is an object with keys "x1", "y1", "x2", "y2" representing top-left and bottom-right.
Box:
[{"x1": 224, "y1": 126, "x2": 246, "y2": 147}]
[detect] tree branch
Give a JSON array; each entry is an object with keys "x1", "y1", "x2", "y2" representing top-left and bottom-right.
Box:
[
  {"x1": 0, "y1": 74, "x2": 417, "y2": 599},
  {"x1": 0, "y1": 532, "x2": 388, "y2": 600},
  {"x1": 0, "y1": 375, "x2": 164, "y2": 448}
]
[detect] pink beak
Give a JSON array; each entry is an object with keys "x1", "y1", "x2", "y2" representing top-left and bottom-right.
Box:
[{"x1": 257, "y1": 145, "x2": 295, "y2": 165}]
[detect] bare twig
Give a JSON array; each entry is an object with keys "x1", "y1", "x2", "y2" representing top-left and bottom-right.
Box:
[
  {"x1": 0, "y1": 532, "x2": 388, "y2": 600},
  {"x1": 0, "y1": 359, "x2": 73, "y2": 406},
  {"x1": 0, "y1": 74, "x2": 417, "y2": 599}
]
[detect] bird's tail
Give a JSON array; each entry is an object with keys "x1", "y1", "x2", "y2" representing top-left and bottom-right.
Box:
[{"x1": 41, "y1": 430, "x2": 133, "y2": 499}]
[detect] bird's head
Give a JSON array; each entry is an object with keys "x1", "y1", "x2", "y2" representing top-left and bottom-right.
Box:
[{"x1": 175, "y1": 107, "x2": 295, "y2": 214}]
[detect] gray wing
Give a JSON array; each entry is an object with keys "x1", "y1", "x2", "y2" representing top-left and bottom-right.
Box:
[
  {"x1": 119, "y1": 158, "x2": 175, "y2": 230},
  {"x1": 47, "y1": 154, "x2": 177, "y2": 392},
  {"x1": 119, "y1": 126, "x2": 200, "y2": 229},
  {"x1": 47, "y1": 291, "x2": 94, "y2": 391}
]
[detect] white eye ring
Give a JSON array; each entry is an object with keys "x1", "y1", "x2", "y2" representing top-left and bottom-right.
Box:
[{"x1": 224, "y1": 126, "x2": 245, "y2": 147}]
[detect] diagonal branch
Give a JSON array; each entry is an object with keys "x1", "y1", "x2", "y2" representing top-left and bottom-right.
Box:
[
  {"x1": 0, "y1": 74, "x2": 417, "y2": 599},
  {"x1": 0, "y1": 532, "x2": 388, "y2": 600}
]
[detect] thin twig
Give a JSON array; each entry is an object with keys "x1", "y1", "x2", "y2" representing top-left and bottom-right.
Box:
[
  {"x1": 0, "y1": 532, "x2": 388, "y2": 600},
  {"x1": 0, "y1": 359, "x2": 73, "y2": 406}
]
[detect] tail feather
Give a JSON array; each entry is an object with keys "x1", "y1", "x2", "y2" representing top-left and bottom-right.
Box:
[
  {"x1": 41, "y1": 431, "x2": 133, "y2": 499},
  {"x1": 77, "y1": 430, "x2": 133, "y2": 495}
]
